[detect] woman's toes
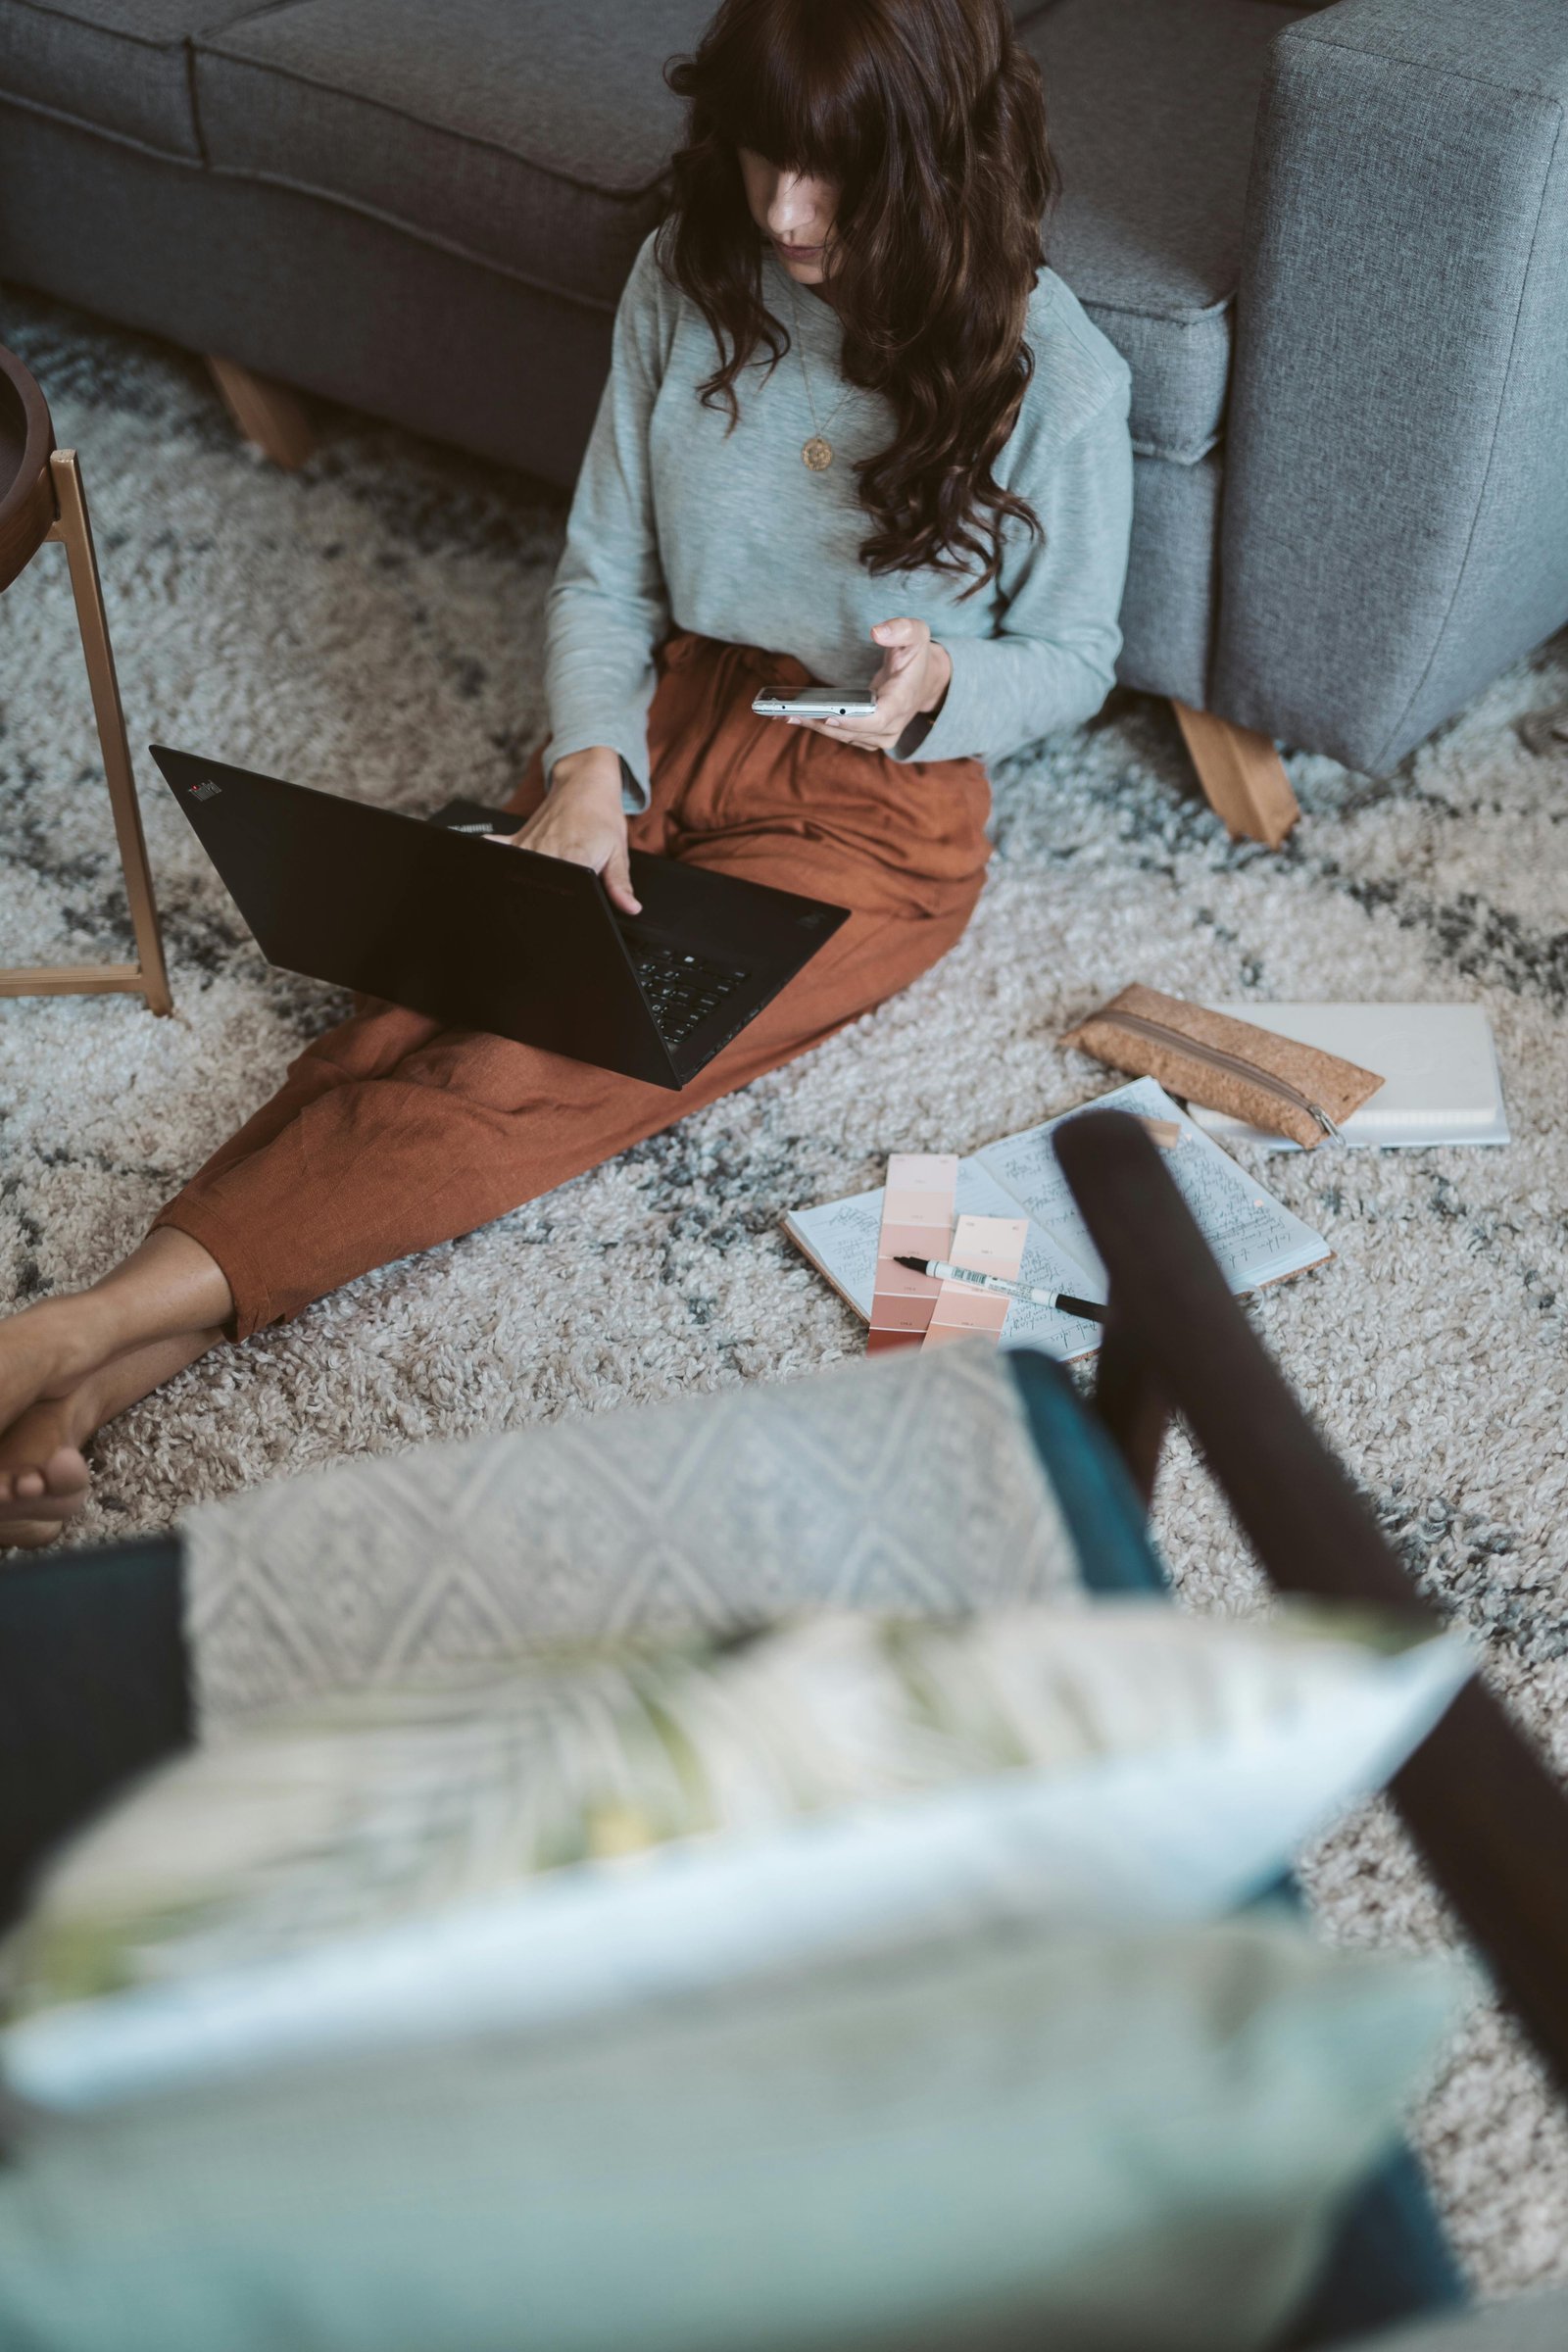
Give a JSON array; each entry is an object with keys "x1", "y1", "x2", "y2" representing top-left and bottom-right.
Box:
[
  {"x1": 36, "y1": 1446, "x2": 90, "y2": 1509},
  {"x1": 42, "y1": 1446, "x2": 90, "y2": 1503},
  {"x1": 1, "y1": 1518, "x2": 70, "y2": 1551},
  {"x1": 0, "y1": 1447, "x2": 89, "y2": 1529}
]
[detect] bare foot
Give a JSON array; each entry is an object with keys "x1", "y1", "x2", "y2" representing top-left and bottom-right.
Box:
[
  {"x1": 0, "y1": 1231, "x2": 234, "y2": 1549},
  {"x1": 0, "y1": 1296, "x2": 112, "y2": 1438},
  {"x1": 0, "y1": 1231, "x2": 232, "y2": 1445},
  {"x1": 0, "y1": 1324, "x2": 225, "y2": 1552},
  {"x1": 0, "y1": 1388, "x2": 94, "y2": 1551},
  {"x1": 0, "y1": 1299, "x2": 112, "y2": 1550}
]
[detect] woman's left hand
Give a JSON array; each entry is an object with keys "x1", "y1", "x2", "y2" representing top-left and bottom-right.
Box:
[{"x1": 790, "y1": 617, "x2": 953, "y2": 755}]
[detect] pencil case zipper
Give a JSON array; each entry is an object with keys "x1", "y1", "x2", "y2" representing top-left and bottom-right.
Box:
[{"x1": 1092, "y1": 1009, "x2": 1343, "y2": 1138}]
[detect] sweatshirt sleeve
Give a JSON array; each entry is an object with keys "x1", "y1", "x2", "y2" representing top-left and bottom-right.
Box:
[
  {"x1": 543, "y1": 236, "x2": 673, "y2": 813},
  {"x1": 905, "y1": 368, "x2": 1134, "y2": 768}
]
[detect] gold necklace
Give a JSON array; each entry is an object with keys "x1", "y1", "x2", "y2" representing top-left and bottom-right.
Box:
[{"x1": 786, "y1": 277, "x2": 854, "y2": 471}]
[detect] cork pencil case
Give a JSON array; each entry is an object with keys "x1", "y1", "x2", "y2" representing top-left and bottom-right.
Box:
[{"x1": 1060, "y1": 984, "x2": 1385, "y2": 1149}]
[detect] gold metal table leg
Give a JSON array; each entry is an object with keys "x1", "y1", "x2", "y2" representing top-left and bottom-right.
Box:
[{"x1": 41, "y1": 449, "x2": 172, "y2": 1014}]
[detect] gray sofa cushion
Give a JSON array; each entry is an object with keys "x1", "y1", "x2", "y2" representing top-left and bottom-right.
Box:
[
  {"x1": 191, "y1": 0, "x2": 1304, "y2": 463},
  {"x1": 1118, "y1": 449, "x2": 1224, "y2": 706},
  {"x1": 8, "y1": 0, "x2": 1306, "y2": 482},
  {"x1": 193, "y1": 0, "x2": 713, "y2": 308},
  {"x1": 188, "y1": 0, "x2": 1054, "y2": 312},
  {"x1": 1022, "y1": 0, "x2": 1313, "y2": 465},
  {"x1": 0, "y1": 0, "x2": 269, "y2": 160}
]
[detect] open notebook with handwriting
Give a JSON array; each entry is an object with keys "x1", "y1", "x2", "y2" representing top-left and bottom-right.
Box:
[{"x1": 783, "y1": 1078, "x2": 1332, "y2": 1362}]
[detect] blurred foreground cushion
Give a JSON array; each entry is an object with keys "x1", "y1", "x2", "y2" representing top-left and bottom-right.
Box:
[
  {"x1": 0, "y1": 1338, "x2": 1476, "y2": 2352},
  {"x1": 180, "y1": 1344, "x2": 1169, "y2": 1724},
  {"x1": 1334, "y1": 2291, "x2": 1568, "y2": 2352},
  {"x1": 0, "y1": 1907, "x2": 1465, "y2": 2352},
  {"x1": 1, "y1": 1600, "x2": 1468, "y2": 2110}
]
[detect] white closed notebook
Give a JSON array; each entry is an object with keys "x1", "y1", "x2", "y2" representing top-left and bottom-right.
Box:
[{"x1": 1188, "y1": 1004, "x2": 1508, "y2": 1152}]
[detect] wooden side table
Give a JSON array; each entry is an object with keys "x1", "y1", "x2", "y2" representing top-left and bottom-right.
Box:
[{"x1": 0, "y1": 342, "x2": 171, "y2": 1015}]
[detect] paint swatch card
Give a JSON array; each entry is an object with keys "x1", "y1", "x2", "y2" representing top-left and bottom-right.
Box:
[
  {"x1": 921, "y1": 1214, "x2": 1028, "y2": 1350},
  {"x1": 867, "y1": 1152, "x2": 957, "y2": 1353},
  {"x1": 783, "y1": 1079, "x2": 1332, "y2": 1359}
]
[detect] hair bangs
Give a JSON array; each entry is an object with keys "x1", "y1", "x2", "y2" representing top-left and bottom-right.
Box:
[{"x1": 699, "y1": 2, "x2": 884, "y2": 191}]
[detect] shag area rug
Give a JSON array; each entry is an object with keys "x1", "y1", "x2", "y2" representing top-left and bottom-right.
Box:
[{"x1": 1, "y1": 288, "x2": 1566, "y2": 2300}]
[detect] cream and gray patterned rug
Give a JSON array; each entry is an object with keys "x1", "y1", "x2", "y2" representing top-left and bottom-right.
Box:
[{"x1": 1, "y1": 287, "x2": 1566, "y2": 2298}]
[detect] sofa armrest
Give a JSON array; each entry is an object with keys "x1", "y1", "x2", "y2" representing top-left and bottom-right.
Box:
[{"x1": 1211, "y1": 0, "x2": 1568, "y2": 774}]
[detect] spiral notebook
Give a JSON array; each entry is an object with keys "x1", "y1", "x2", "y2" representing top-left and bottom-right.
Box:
[{"x1": 784, "y1": 1079, "x2": 1332, "y2": 1362}]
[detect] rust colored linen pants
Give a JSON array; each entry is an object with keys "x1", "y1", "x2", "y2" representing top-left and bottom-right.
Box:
[{"x1": 155, "y1": 632, "x2": 992, "y2": 1339}]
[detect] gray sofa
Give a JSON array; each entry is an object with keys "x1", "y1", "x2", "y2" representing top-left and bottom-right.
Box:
[{"x1": 1, "y1": 0, "x2": 1564, "y2": 816}]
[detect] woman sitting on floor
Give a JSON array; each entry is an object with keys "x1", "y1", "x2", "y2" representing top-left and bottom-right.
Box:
[{"x1": 0, "y1": 0, "x2": 1132, "y2": 1545}]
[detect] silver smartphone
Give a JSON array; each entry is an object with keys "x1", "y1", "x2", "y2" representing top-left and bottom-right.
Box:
[{"x1": 752, "y1": 685, "x2": 878, "y2": 720}]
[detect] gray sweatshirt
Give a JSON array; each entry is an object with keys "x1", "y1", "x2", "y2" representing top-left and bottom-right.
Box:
[{"x1": 546, "y1": 230, "x2": 1134, "y2": 808}]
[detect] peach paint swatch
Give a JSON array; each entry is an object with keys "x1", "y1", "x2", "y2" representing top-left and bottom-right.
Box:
[
  {"x1": 921, "y1": 1213, "x2": 1028, "y2": 1351},
  {"x1": 867, "y1": 1152, "x2": 958, "y2": 1355}
]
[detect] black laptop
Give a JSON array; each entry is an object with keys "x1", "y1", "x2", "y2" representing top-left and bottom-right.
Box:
[{"x1": 150, "y1": 748, "x2": 849, "y2": 1089}]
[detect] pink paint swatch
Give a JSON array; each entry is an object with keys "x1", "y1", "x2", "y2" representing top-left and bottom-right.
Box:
[
  {"x1": 867, "y1": 1152, "x2": 957, "y2": 1354},
  {"x1": 921, "y1": 1213, "x2": 1028, "y2": 1351}
]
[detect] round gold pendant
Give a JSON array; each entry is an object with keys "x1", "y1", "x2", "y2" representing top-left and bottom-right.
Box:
[{"x1": 802, "y1": 436, "x2": 834, "y2": 471}]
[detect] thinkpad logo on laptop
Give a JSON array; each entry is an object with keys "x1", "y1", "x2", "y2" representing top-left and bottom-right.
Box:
[{"x1": 189, "y1": 778, "x2": 221, "y2": 803}]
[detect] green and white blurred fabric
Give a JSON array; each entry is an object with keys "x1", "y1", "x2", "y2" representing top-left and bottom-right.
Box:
[
  {"x1": 0, "y1": 1343, "x2": 1479, "y2": 2350},
  {"x1": 2, "y1": 1597, "x2": 1471, "y2": 2110},
  {"x1": 0, "y1": 1906, "x2": 1465, "y2": 2352}
]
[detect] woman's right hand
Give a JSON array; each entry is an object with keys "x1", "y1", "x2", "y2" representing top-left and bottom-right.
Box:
[{"x1": 497, "y1": 747, "x2": 641, "y2": 917}]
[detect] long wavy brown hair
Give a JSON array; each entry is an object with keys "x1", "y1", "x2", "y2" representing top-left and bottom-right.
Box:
[{"x1": 661, "y1": 0, "x2": 1060, "y2": 600}]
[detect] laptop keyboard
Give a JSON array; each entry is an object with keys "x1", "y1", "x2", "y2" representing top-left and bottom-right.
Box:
[{"x1": 626, "y1": 940, "x2": 752, "y2": 1052}]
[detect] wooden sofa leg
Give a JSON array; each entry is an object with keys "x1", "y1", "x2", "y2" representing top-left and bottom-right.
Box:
[
  {"x1": 207, "y1": 356, "x2": 316, "y2": 470},
  {"x1": 1170, "y1": 701, "x2": 1300, "y2": 849}
]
